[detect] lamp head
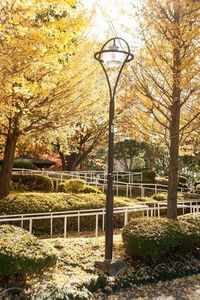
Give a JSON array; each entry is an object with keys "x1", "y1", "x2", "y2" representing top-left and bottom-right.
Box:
[{"x1": 94, "y1": 37, "x2": 134, "y2": 68}]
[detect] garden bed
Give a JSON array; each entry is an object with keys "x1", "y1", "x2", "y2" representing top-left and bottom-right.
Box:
[{"x1": 1, "y1": 234, "x2": 199, "y2": 299}]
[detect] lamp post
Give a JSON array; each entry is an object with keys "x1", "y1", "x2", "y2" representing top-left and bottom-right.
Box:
[{"x1": 94, "y1": 37, "x2": 134, "y2": 275}]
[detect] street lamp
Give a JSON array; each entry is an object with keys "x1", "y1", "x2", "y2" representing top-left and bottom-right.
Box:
[{"x1": 94, "y1": 37, "x2": 134, "y2": 275}]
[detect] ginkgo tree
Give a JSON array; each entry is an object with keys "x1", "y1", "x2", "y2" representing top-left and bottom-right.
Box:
[
  {"x1": 127, "y1": 0, "x2": 200, "y2": 219},
  {"x1": 0, "y1": 0, "x2": 87, "y2": 198}
]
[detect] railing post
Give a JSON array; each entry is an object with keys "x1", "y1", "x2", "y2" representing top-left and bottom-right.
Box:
[
  {"x1": 102, "y1": 210, "x2": 105, "y2": 231},
  {"x1": 124, "y1": 209, "x2": 128, "y2": 226},
  {"x1": 95, "y1": 214, "x2": 99, "y2": 238},
  {"x1": 78, "y1": 212, "x2": 80, "y2": 234},
  {"x1": 21, "y1": 215, "x2": 24, "y2": 229},
  {"x1": 150, "y1": 208, "x2": 153, "y2": 217},
  {"x1": 64, "y1": 216, "x2": 67, "y2": 238},
  {"x1": 141, "y1": 185, "x2": 144, "y2": 197},
  {"x1": 56, "y1": 180, "x2": 58, "y2": 191},
  {"x1": 146, "y1": 208, "x2": 149, "y2": 217},
  {"x1": 126, "y1": 184, "x2": 129, "y2": 197},
  {"x1": 29, "y1": 219, "x2": 32, "y2": 234},
  {"x1": 50, "y1": 214, "x2": 53, "y2": 238}
]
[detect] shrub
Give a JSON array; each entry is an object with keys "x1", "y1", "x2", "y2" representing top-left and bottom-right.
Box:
[
  {"x1": 182, "y1": 192, "x2": 200, "y2": 199},
  {"x1": 155, "y1": 176, "x2": 188, "y2": 186},
  {"x1": 178, "y1": 176, "x2": 188, "y2": 184},
  {"x1": 141, "y1": 170, "x2": 155, "y2": 183},
  {"x1": 178, "y1": 214, "x2": 200, "y2": 229},
  {"x1": 136, "y1": 196, "x2": 156, "y2": 203},
  {"x1": 13, "y1": 159, "x2": 37, "y2": 170},
  {"x1": 155, "y1": 177, "x2": 168, "y2": 185},
  {"x1": 0, "y1": 193, "x2": 134, "y2": 215},
  {"x1": 58, "y1": 179, "x2": 86, "y2": 193},
  {"x1": 58, "y1": 179, "x2": 103, "y2": 195},
  {"x1": 0, "y1": 225, "x2": 57, "y2": 277},
  {"x1": 11, "y1": 174, "x2": 53, "y2": 192},
  {"x1": 122, "y1": 217, "x2": 200, "y2": 262},
  {"x1": 82, "y1": 185, "x2": 102, "y2": 194},
  {"x1": 57, "y1": 182, "x2": 66, "y2": 192},
  {"x1": 152, "y1": 193, "x2": 167, "y2": 201},
  {"x1": 0, "y1": 193, "x2": 135, "y2": 234}
]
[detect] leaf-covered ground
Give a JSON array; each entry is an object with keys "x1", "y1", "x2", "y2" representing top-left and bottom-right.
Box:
[
  {"x1": 24, "y1": 233, "x2": 200, "y2": 299},
  {"x1": 103, "y1": 275, "x2": 200, "y2": 299}
]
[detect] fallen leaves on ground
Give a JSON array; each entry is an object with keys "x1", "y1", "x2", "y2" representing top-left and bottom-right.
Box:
[{"x1": 23, "y1": 233, "x2": 200, "y2": 299}]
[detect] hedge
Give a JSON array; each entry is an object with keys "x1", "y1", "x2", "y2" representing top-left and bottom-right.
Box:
[
  {"x1": 0, "y1": 193, "x2": 137, "y2": 235},
  {"x1": 141, "y1": 170, "x2": 155, "y2": 183},
  {"x1": 178, "y1": 214, "x2": 200, "y2": 229},
  {"x1": 0, "y1": 193, "x2": 135, "y2": 214},
  {"x1": 179, "y1": 175, "x2": 188, "y2": 184},
  {"x1": 122, "y1": 217, "x2": 200, "y2": 262},
  {"x1": 58, "y1": 179, "x2": 102, "y2": 194},
  {"x1": 13, "y1": 159, "x2": 37, "y2": 170},
  {"x1": 0, "y1": 225, "x2": 57, "y2": 277},
  {"x1": 155, "y1": 176, "x2": 188, "y2": 186},
  {"x1": 11, "y1": 174, "x2": 53, "y2": 192}
]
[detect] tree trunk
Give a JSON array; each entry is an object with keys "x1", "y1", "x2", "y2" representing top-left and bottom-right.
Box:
[
  {"x1": 58, "y1": 151, "x2": 68, "y2": 171},
  {"x1": 167, "y1": 3, "x2": 181, "y2": 220},
  {"x1": 0, "y1": 133, "x2": 18, "y2": 199},
  {"x1": 167, "y1": 103, "x2": 180, "y2": 219}
]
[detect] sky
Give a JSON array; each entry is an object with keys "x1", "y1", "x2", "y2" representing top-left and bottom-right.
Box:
[{"x1": 80, "y1": 0, "x2": 142, "y2": 51}]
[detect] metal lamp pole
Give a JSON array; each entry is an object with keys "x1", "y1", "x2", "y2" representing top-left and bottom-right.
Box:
[{"x1": 94, "y1": 37, "x2": 134, "y2": 275}]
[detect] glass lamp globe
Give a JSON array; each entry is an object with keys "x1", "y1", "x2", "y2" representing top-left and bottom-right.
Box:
[{"x1": 103, "y1": 44, "x2": 126, "y2": 68}]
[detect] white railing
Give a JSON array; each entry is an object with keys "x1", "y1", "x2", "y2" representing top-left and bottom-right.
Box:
[
  {"x1": 0, "y1": 201, "x2": 199, "y2": 238},
  {"x1": 0, "y1": 204, "x2": 148, "y2": 238},
  {"x1": 12, "y1": 169, "x2": 143, "y2": 184},
  {"x1": 94, "y1": 182, "x2": 190, "y2": 197},
  {"x1": 12, "y1": 168, "x2": 192, "y2": 198}
]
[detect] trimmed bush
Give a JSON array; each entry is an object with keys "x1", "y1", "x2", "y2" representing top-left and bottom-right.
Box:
[
  {"x1": 0, "y1": 193, "x2": 134, "y2": 215},
  {"x1": 155, "y1": 176, "x2": 188, "y2": 186},
  {"x1": 152, "y1": 193, "x2": 184, "y2": 202},
  {"x1": 141, "y1": 170, "x2": 155, "y2": 183},
  {"x1": 182, "y1": 192, "x2": 200, "y2": 199},
  {"x1": 82, "y1": 185, "x2": 102, "y2": 194},
  {"x1": 0, "y1": 193, "x2": 135, "y2": 234},
  {"x1": 58, "y1": 179, "x2": 86, "y2": 193},
  {"x1": 136, "y1": 196, "x2": 156, "y2": 203},
  {"x1": 152, "y1": 192, "x2": 167, "y2": 201},
  {"x1": 13, "y1": 159, "x2": 37, "y2": 170},
  {"x1": 58, "y1": 179, "x2": 102, "y2": 194},
  {"x1": 179, "y1": 175, "x2": 188, "y2": 184},
  {"x1": 122, "y1": 217, "x2": 200, "y2": 262},
  {"x1": 11, "y1": 174, "x2": 53, "y2": 192},
  {"x1": 178, "y1": 214, "x2": 200, "y2": 228},
  {"x1": 155, "y1": 177, "x2": 168, "y2": 185},
  {"x1": 0, "y1": 225, "x2": 57, "y2": 277}
]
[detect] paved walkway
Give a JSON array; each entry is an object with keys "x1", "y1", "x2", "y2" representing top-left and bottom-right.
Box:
[{"x1": 103, "y1": 275, "x2": 200, "y2": 300}]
